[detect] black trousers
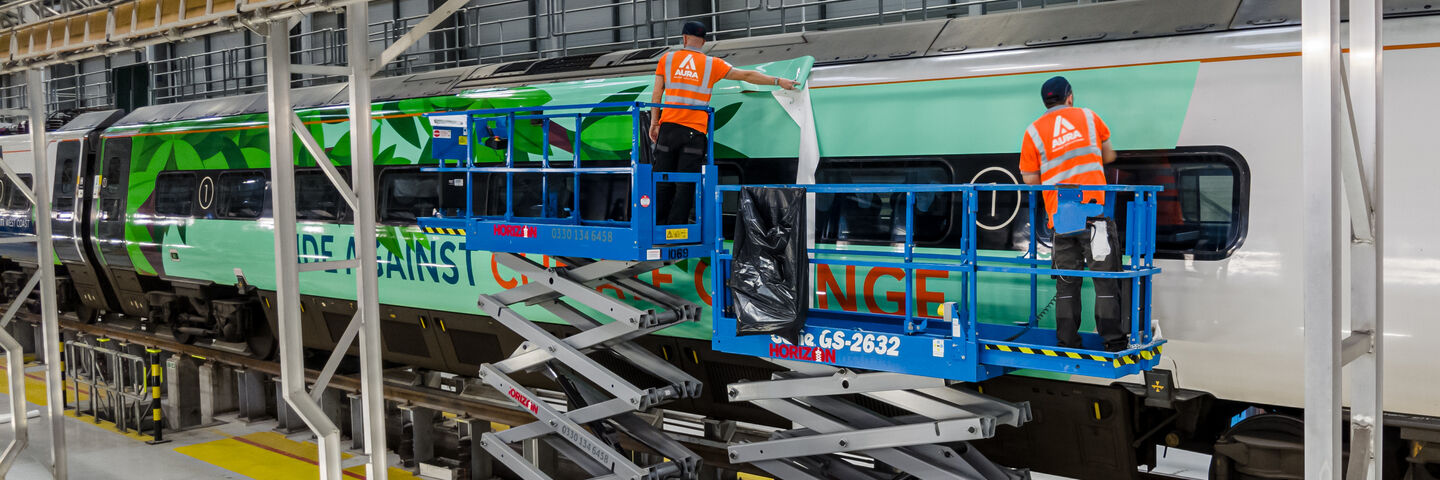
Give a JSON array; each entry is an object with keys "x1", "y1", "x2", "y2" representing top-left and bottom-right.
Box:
[
  {"x1": 1052, "y1": 216, "x2": 1129, "y2": 350},
  {"x1": 652, "y1": 123, "x2": 707, "y2": 225}
]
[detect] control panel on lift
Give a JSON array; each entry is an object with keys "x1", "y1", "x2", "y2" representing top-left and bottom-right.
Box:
[{"x1": 420, "y1": 102, "x2": 716, "y2": 262}]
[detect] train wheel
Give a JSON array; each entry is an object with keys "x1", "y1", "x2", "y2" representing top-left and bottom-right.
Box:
[
  {"x1": 171, "y1": 325, "x2": 196, "y2": 345},
  {"x1": 246, "y1": 316, "x2": 275, "y2": 360},
  {"x1": 1210, "y1": 413, "x2": 1304, "y2": 480}
]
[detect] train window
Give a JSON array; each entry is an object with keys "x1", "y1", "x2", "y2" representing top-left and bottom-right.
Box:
[
  {"x1": 216, "y1": 171, "x2": 267, "y2": 219},
  {"x1": 154, "y1": 172, "x2": 197, "y2": 217},
  {"x1": 437, "y1": 172, "x2": 486, "y2": 218},
  {"x1": 478, "y1": 169, "x2": 630, "y2": 221},
  {"x1": 815, "y1": 159, "x2": 953, "y2": 245},
  {"x1": 379, "y1": 169, "x2": 439, "y2": 222},
  {"x1": 295, "y1": 170, "x2": 343, "y2": 221},
  {"x1": 54, "y1": 142, "x2": 80, "y2": 212},
  {"x1": 1110, "y1": 147, "x2": 1250, "y2": 260},
  {"x1": 6, "y1": 175, "x2": 32, "y2": 209}
]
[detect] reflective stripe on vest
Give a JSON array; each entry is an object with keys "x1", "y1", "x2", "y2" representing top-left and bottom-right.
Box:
[
  {"x1": 1040, "y1": 107, "x2": 1103, "y2": 185},
  {"x1": 663, "y1": 49, "x2": 714, "y2": 105}
]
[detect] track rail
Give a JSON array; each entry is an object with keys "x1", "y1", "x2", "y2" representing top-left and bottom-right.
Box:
[{"x1": 19, "y1": 313, "x2": 762, "y2": 476}]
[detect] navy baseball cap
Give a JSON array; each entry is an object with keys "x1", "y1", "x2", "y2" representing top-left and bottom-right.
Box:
[
  {"x1": 1041, "y1": 76, "x2": 1072, "y2": 104},
  {"x1": 682, "y1": 21, "x2": 709, "y2": 38}
]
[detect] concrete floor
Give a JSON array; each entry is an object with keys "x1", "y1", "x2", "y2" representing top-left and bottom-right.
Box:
[
  {"x1": 0, "y1": 365, "x2": 418, "y2": 480},
  {"x1": 0, "y1": 363, "x2": 1212, "y2": 480}
]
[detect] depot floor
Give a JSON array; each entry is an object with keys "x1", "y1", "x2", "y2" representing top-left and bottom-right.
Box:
[
  {"x1": 0, "y1": 362, "x2": 1209, "y2": 479},
  {"x1": 0, "y1": 362, "x2": 420, "y2": 480}
]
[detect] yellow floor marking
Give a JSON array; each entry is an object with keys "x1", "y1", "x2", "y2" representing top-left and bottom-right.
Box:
[
  {"x1": 64, "y1": 409, "x2": 155, "y2": 442},
  {"x1": 0, "y1": 366, "x2": 89, "y2": 406},
  {"x1": 176, "y1": 432, "x2": 422, "y2": 480},
  {"x1": 738, "y1": 473, "x2": 775, "y2": 480}
]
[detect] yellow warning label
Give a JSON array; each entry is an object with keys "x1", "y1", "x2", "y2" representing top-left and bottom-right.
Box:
[
  {"x1": 459, "y1": 136, "x2": 468, "y2": 145},
  {"x1": 665, "y1": 228, "x2": 688, "y2": 240}
]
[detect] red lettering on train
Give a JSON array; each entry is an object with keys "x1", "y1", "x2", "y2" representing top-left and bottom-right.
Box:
[
  {"x1": 816, "y1": 264, "x2": 857, "y2": 311},
  {"x1": 915, "y1": 270, "x2": 947, "y2": 319},
  {"x1": 651, "y1": 268, "x2": 673, "y2": 288},
  {"x1": 863, "y1": 267, "x2": 906, "y2": 315},
  {"x1": 693, "y1": 260, "x2": 711, "y2": 305}
]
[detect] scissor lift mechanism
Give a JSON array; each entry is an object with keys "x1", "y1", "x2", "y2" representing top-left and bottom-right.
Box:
[
  {"x1": 420, "y1": 102, "x2": 1165, "y2": 479},
  {"x1": 422, "y1": 103, "x2": 715, "y2": 479}
]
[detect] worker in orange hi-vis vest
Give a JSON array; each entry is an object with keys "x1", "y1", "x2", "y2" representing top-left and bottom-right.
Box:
[
  {"x1": 648, "y1": 21, "x2": 799, "y2": 226},
  {"x1": 1018, "y1": 76, "x2": 1128, "y2": 352}
]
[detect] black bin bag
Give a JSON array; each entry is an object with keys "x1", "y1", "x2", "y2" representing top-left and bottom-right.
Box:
[{"x1": 728, "y1": 186, "x2": 808, "y2": 343}]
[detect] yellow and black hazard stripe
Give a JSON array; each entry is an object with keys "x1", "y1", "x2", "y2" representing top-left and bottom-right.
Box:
[
  {"x1": 985, "y1": 344, "x2": 1109, "y2": 362},
  {"x1": 421, "y1": 226, "x2": 467, "y2": 236},
  {"x1": 983, "y1": 344, "x2": 1165, "y2": 368}
]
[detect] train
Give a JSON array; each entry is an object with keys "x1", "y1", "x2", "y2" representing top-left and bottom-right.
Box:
[{"x1": 0, "y1": 2, "x2": 1437, "y2": 478}]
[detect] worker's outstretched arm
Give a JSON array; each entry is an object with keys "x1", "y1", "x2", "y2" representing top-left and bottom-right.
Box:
[
  {"x1": 724, "y1": 68, "x2": 799, "y2": 90},
  {"x1": 1101, "y1": 139, "x2": 1117, "y2": 164},
  {"x1": 649, "y1": 75, "x2": 665, "y2": 142}
]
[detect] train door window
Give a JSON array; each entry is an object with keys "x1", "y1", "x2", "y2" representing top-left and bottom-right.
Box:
[
  {"x1": 6, "y1": 175, "x2": 32, "y2": 209},
  {"x1": 379, "y1": 168, "x2": 439, "y2": 222},
  {"x1": 815, "y1": 159, "x2": 953, "y2": 245},
  {"x1": 154, "y1": 172, "x2": 197, "y2": 217},
  {"x1": 717, "y1": 163, "x2": 742, "y2": 238},
  {"x1": 1110, "y1": 146, "x2": 1249, "y2": 260},
  {"x1": 97, "y1": 155, "x2": 129, "y2": 241},
  {"x1": 54, "y1": 141, "x2": 80, "y2": 212},
  {"x1": 437, "y1": 171, "x2": 485, "y2": 218},
  {"x1": 216, "y1": 171, "x2": 268, "y2": 219},
  {"x1": 295, "y1": 170, "x2": 344, "y2": 221}
]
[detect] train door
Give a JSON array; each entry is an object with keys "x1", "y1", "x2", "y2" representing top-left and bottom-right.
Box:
[
  {"x1": 91, "y1": 136, "x2": 148, "y2": 317},
  {"x1": 53, "y1": 113, "x2": 125, "y2": 318}
]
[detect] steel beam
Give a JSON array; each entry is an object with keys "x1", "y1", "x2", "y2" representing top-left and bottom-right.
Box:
[
  {"x1": 28, "y1": 68, "x2": 66, "y2": 480},
  {"x1": 348, "y1": 2, "x2": 390, "y2": 477},
  {"x1": 0, "y1": 322, "x2": 28, "y2": 474},
  {"x1": 310, "y1": 313, "x2": 360, "y2": 403},
  {"x1": 266, "y1": 20, "x2": 344, "y2": 480},
  {"x1": 290, "y1": 111, "x2": 359, "y2": 212},
  {"x1": 0, "y1": 271, "x2": 41, "y2": 328},
  {"x1": 370, "y1": 0, "x2": 472, "y2": 75},
  {"x1": 1301, "y1": 0, "x2": 1345, "y2": 478},
  {"x1": 1345, "y1": 0, "x2": 1384, "y2": 478}
]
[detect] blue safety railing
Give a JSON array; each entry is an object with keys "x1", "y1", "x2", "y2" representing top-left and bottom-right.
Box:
[
  {"x1": 711, "y1": 183, "x2": 1167, "y2": 382},
  {"x1": 418, "y1": 102, "x2": 715, "y2": 261}
]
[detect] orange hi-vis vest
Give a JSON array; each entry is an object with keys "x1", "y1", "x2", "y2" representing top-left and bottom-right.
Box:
[
  {"x1": 1019, "y1": 106, "x2": 1111, "y2": 227},
  {"x1": 656, "y1": 48, "x2": 732, "y2": 133}
]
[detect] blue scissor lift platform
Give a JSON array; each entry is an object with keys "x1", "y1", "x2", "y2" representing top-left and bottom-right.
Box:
[
  {"x1": 711, "y1": 184, "x2": 1167, "y2": 384},
  {"x1": 419, "y1": 102, "x2": 1165, "y2": 480}
]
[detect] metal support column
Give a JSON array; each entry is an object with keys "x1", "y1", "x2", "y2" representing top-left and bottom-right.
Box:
[
  {"x1": 0, "y1": 71, "x2": 40, "y2": 475},
  {"x1": 726, "y1": 362, "x2": 1029, "y2": 479},
  {"x1": 268, "y1": 2, "x2": 475, "y2": 476},
  {"x1": 31, "y1": 67, "x2": 67, "y2": 480},
  {"x1": 348, "y1": 3, "x2": 390, "y2": 477},
  {"x1": 266, "y1": 20, "x2": 345, "y2": 480},
  {"x1": 1345, "y1": 2, "x2": 1385, "y2": 479},
  {"x1": 1303, "y1": 0, "x2": 1385, "y2": 478}
]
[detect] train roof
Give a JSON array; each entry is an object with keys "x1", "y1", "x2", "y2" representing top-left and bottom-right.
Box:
[{"x1": 109, "y1": 0, "x2": 1438, "y2": 128}]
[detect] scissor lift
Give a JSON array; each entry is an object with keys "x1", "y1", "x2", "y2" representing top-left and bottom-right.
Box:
[
  {"x1": 421, "y1": 101, "x2": 1166, "y2": 479},
  {"x1": 421, "y1": 102, "x2": 714, "y2": 480},
  {"x1": 709, "y1": 183, "x2": 1165, "y2": 479}
]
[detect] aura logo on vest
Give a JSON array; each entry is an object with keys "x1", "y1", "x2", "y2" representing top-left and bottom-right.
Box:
[
  {"x1": 674, "y1": 54, "x2": 701, "y2": 80},
  {"x1": 1051, "y1": 115, "x2": 1083, "y2": 149}
]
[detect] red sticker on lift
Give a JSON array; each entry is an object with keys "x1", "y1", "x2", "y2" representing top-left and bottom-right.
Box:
[{"x1": 640, "y1": 195, "x2": 651, "y2": 208}]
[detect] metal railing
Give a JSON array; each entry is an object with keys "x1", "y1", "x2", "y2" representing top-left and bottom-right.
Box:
[{"x1": 134, "y1": 0, "x2": 1106, "y2": 106}]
